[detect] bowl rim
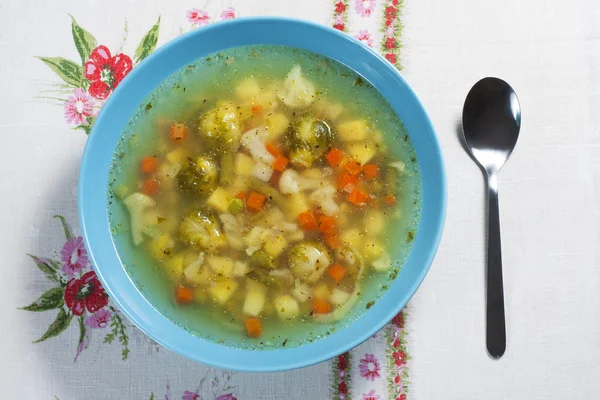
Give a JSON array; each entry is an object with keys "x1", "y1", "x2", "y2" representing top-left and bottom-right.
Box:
[{"x1": 79, "y1": 16, "x2": 447, "y2": 372}]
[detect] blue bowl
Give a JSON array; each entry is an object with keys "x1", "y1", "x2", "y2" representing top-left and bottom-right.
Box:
[{"x1": 79, "y1": 17, "x2": 446, "y2": 372}]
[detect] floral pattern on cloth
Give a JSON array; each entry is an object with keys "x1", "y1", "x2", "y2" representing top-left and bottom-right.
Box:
[
  {"x1": 20, "y1": 216, "x2": 129, "y2": 361},
  {"x1": 28, "y1": 3, "x2": 410, "y2": 398},
  {"x1": 37, "y1": 15, "x2": 160, "y2": 134}
]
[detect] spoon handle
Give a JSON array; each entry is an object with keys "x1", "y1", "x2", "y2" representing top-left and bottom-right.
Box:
[{"x1": 486, "y1": 170, "x2": 506, "y2": 359}]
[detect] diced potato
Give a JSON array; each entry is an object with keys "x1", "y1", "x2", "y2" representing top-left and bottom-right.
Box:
[
  {"x1": 341, "y1": 228, "x2": 362, "y2": 248},
  {"x1": 243, "y1": 279, "x2": 267, "y2": 316},
  {"x1": 234, "y1": 77, "x2": 261, "y2": 101},
  {"x1": 148, "y1": 234, "x2": 174, "y2": 260},
  {"x1": 347, "y1": 141, "x2": 377, "y2": 165},
  {"x1": 163, "y1": 255, "x2": 184, "y2": 281},
  {"x1": 206, "y1": 187, "x2": 232, "y2": 213},
  {"x1": 209, "y1": 279, "x2": 239, "y2": 304},
  {"x1": 207, "y1": 255, "x2": 235, "y2": 278},
  {"x1": 338, "y1": 120, "x2": 368, "y2": 141},
  {"x1": 233, "y1": 261, "x2": 249, "y2": 277},
  {"x1": 363, "y1": 239, "x2": 385, "y2": 262},
  {"x1": 166, "y1": 147, "x2": 187, "y2": 164},
  {"x1": 312, "y1": 282, "x2": 330, "y2": 300},
  {"x1": 364, "y1": 210, "x2": 385, "y2": 236},
  {"x1": 314, "y1": 99, "x2": 344, "y2": 121},
  {"x1": 331, "y1": 288, "x2": 351, "y2": 307},
  {"x1": 292, "y1": 283, "x2": 311, "y2": 303},
  {"x1": 265, "y1": 113, "x2": 290, "y2": 139},
  {"x1": 253, "y1": 90, "x2": 278, "y2": 111},
  {"x1": 193, "y1": 288, "x2": 208, "y2": 303},
  {"x1": 263, "y1": 234, "x2": 288, "y2": 258},
  {"x1": 184, "y1": 264, "x2": 212, "y2": 286},
  {"x1": 275, "y1": 295, "x2": 300, "y2": 320},
  {"x1": 286, "y1": 192, "x2": 309, "y2": 219},
  {"x1": 234, "y1": 153, "x2": 255, "y2": 176}
]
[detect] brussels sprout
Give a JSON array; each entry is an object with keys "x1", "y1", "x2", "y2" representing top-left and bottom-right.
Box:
[
  {"x1": 177, "y1": 156, "x2": 218, "y2": 197},
  {"x1": 178, "y1": 209, "x2": 226, "y2": 252},
  {"x1": 198, "y1": 101, "x2": 242, "y2": 151},
  {"x1": 249, "y1": 249, "x2": 276, "y2": 270},
  {"x1": 288, "y1": 241, "x2": 331, "y2": 283},
  {"x1": 287, "y1": 117, "x2": 334, "y2": 167}
]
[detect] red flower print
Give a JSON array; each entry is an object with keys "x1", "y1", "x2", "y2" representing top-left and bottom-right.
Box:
[
  {"x1": 335, "y1": 1, "x2": 346, "y2": 13},
  {"x1": 64, "y1": 271, "x2": 109, "y2": 316},
  {"x1": 393, "y1": 350, "x2": 406, "y2": 365},
  {"x1": 385, "y1": 5, "x2": 397, "y2": 19},
  {"x1": 394, "y1": 375, "x2": 401, "y2": 384},
  {"x1": 393, "y1": 312, "x2": 405, "y2": 328},
  {"x1": 385, "y1": 37, "x2": 397, "y2": 49},
  {"x1": 334, "y1": 23, "x2": 345, "y2": 31},
  {"x1": 84, "y1": 45, "x2": 132, "y2": 100},
  {"x1": 396, "y1": 395, "x2": 406, "y2": 400},
  {"x1": 338, "y1": 353, "x2": 349, "y2": 369},
  {"x1": 385, "y1": 53, "x2": 397, "y2": 64},
  {"x1": 338, "y1": 381, "x2": 348, "y2": 394},
  {"x1": 392, "y1": 0, "x2": 399, "y2": 5}
]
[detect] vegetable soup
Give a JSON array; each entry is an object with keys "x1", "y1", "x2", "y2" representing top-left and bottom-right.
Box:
[{"x1": 108, "y1": 45, "x2": 421, "y2": 348}]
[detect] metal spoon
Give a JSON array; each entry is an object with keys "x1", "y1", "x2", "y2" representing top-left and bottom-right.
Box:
[{"x1": 462, "y1": 77, "x2": 521, "y2": 359}]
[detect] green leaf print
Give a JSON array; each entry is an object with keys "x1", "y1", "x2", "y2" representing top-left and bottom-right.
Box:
[
  {"x1": 134, "y1": 17, "x2": 161, "y2": 63},
  {"x1": 149, "y1": 394, "x2": 155, "y2": 400},
  {"x1": 77, "y1": 315, "x2": 86, "y2": 352},
  {"x1": 53, "y1": 215, "x2": 73, "y2": 240},
  {"x1": 36, "y1": 57, "x2": 84, "y2": 87},
  {"x1": 33, "y1": 308, "x2": 73, "y2": 343},
  {"x1": 20, "y1": 287, "x2": 64, "y2": 312},
  {"x1": 28, "y1": 254, "x2": 58, "y2": 276},
  {"x1": 69, "y1": 14, "x2": 97, "y2": 65}
]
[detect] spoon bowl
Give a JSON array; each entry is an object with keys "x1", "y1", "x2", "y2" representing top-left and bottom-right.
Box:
[
  {"x1": 462, "y1": 77, "x2": 521, "y2": 359},
  {"x1": 463, "y1": 78, "x2": 521, "y2": 172}
]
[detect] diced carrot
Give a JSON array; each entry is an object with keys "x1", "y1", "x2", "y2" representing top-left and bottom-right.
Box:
[
  {"x1": 313, "y1": 298, "x2": 332, "y2": 314},
  {"x1": 363, "y1": 164, "x2": 380, "y2": 180},
  {"x1": 235, "y1": 191, "x2": 248, "y2": 202},
  {"x1": 175, "y1": 286, "x2": 194, "y2": 304},
  {"x1": 251, "y1": 104, "x2": 262, "y2": 115},
  {"x1": 326, "y1": 148, "x2": 345, "y2": 167},
  {"x1": 142, "y1": 179, "x2": 159, "y2": 196},
  {"x1": 245, "y1": 317, "x2": 262, "y2": 338},
  {"x1": 273, "y1": 155, "x2": 289, "y2": 172},
  {"x1": 246, "y1": 191, "x2": 266, "y2": 212},
  {"x1": 265, "y1": 142, "x2": 281, "y2": 157},
  {"x1": 324, "y1": 231, "x2": 341, "y2": 249},
  {"x1": 344, "y1": 160, "x2": 363, "y2": 175},
  {"x1": 318, "y1": 215, "x2": 337, "y2": 233},
  {"x1": 169, "y1": 123, "x2": 188, "y2": 142},
  {"x1": 140, "y1": 157, "x2": 157, "y2": 174},
  {"x1": 337, "y1": 172, "x2": 359, "y2": 190},
  {"x1": 383, "y1": 193, "x2": 397, "y2": 206},
  {"x1": 347, "y1": 189, "x2": 369, "y2": 206},
  {"x1": 328, "y1": 263, "x2": 347, "y2": 282},
  {"x1": 298, "y1": 210, "x2": 318, "y2": 231}
]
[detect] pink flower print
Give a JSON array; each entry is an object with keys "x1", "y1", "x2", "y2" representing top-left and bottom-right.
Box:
[
  {"x1": 334, "y1": 14, "x2": 345, "y2": 25},
  {"x1": 363, "y1": 390, "x2": 381, "y2": 400},
  {"x1": 355, "y1": 29, "x2": 373, "y2": 47},
  {"x1": 354, "y1": 0, "x2": 376, "y2": 17},
  {"x1": 85, "y1": 308, "x2": 112, "y2": 329},
  {"x1": 182, "y1": 391, "x2": 199, "y2": 400},
  {"x1": 64, "y1": 88, "x2": 94, "y2": 125},
  {"x1": 60, "y1": 236, "x2": 89, "y2": 277},
  {"x1": 215, "y1": 395, "x2": 237, "y2": 400},
  {"x1": 187, "y1": 9, "x2": 211, "y2": 26},
  {"x1": 359, "y1": 353, "x2": 381, "y2": 381},
  {"x1": 220, "y1": 7, "x2": 236, "y2": 20}
]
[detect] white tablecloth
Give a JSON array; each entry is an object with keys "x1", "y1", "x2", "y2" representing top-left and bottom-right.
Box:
[{"x1": 1, "y1": 0, "x2": 599, "y2": 399}]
